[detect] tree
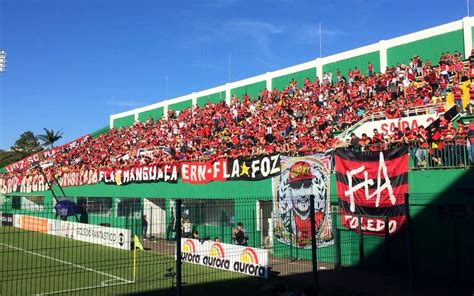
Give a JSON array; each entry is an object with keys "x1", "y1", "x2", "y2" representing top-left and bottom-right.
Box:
[
  {"x1": 38, "y1": 128, "x2": 63, "y2": 149},
  {"x1": 0, "y1": 149, "x2": 25, "y2": 168},
  {"x1": 11, "y1": 131, "x2": 43, "y2": 155}
]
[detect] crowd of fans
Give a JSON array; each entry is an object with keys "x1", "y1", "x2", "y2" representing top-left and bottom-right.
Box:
[{"x1": 2, "y1": 52, "x2": 474, "y2": 181}]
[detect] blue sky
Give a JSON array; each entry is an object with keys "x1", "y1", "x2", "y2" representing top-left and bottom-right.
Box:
[{"x1": 0, "y1": 0, "x2": 470, "y2": 149}]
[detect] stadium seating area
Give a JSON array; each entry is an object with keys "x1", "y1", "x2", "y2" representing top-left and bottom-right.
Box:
[{"x1": 2, "y1": 52, "x2": 474, "y2": 179}]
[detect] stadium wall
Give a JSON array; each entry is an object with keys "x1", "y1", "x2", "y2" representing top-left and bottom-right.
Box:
[
  {"x1": 109, "y1": 17, "x2": 474, "y2": 128},
  {"x1": 3, "y1": 168, "x2": 473, "y2": 279}
]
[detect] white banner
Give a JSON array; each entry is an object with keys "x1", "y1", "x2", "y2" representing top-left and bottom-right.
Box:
[
  {"x1": 180, "y1": 238, "x2": 269, "y2": 278},
  {"x1": 13, "y1": 215, "x2": 131, "y2": 250},
  {"x1": 54, "y1": 221, "x2": 130, "y2": 250},
  {"x1": 351, "y1": 114, "x2": 437, "y2": 138}
]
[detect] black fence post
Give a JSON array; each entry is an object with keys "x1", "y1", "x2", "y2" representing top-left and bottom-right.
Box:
[
  {"x1": 332, "y1": 212, "x2": 341, "y2": 269},
  {"x1": 404, "y1": 193, "x2": 414, "y2": 296},
  {"x1": 252, "y1": 209, "x2": 256, "y2": 248},
  {"x1": 309, "y1": 195, "x2": 319, "y2": 295},
  {"x1": 384, "y1": 215, "x2": 391, "y2": 271},
  {"x1": 175, "y1": 199, "x2": 182, "y2": 296},
  {"x1": 357, "y1": 215, "x2": 364, "y2": 266},
  {"x1": 290, "y1": 209, "x2": 294, "y2": 261}
]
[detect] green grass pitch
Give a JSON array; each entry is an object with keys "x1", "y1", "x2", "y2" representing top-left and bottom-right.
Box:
[{"x1": 0, "y1": 226, "x2": 245, "y2": 296}]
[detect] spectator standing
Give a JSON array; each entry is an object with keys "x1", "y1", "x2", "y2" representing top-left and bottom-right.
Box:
[
  {"x1": 232, "y1": 222, "x2": 249, "y2": 246},
  {"x1": 349, "y1": 133, "x2": 360, "y2": 148},
  {"x1": 368, "y1": 62, "x2": 374, "y2": 76},
  {"x1": 166, "y1": 208, "x2": 175, "y2": 241},
  {"x1": 438, "y1": 76, "x2": 448, "y2": 99},
  {"x1": 452, "y1": 84, "x2": 464, "y2": 108},
  {"x1": 182, "y1": 218, "x2": 192, "y2": 238},
  {"x1": 142, "y1": 215, "x2": 148, "y2": 239},
  {"x1": 468, "y1": 120, "x2": 474, "y2": 164}
]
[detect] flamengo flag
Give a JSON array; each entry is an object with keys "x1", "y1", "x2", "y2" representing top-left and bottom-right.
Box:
[{"x1": 335, "y1": 146, "x2": 408, "y2": 235}]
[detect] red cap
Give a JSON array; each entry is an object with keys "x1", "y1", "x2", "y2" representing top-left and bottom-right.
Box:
[{"x1": 288, "y1": 161, "x2": 313, "y2": 183}]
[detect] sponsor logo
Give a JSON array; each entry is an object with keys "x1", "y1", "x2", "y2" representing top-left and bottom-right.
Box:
[
  {"x1": 234, "y1": 247, "x2": 266, "y2": 277},
  {"x1": 182, "y1": 239, "x2": 196, "y2": 253},
  {"x1": 239, "y1": 247, "x2": 259, "y2": 264},
  {"x1": 119, "y1": 233, "x2": 124, "y2": 246},
  {"x1": 209, "y1": 243, "x2": 225, "y2": 258}
]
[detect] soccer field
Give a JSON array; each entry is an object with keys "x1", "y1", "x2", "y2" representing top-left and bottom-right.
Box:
[{"x1": 0, "y1": 226, "x2": 245, "y2": 296}]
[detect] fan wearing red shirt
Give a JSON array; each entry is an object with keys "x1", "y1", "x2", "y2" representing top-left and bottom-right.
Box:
[
  {"x1": 413, "y1": 126, "x2": 428, "y2": 167},
  {"x1": 385, "y1": 105, "x2": 400, "y2": 119},
  {"x1": 348, "y1": 69, "x2": 354, "y2": 84},
  {"x1": 452, "y1": 84, "x2": 464, "y2": 109},
  {"x1": 468, "y1": 120, "x2": 474, "y2": 164},
  {"x1": 440, "y1": 122, "x2": 457, "y2": 166},
  {"x1": 368, "y1": 62, "x2": 374, "y2": 76},
  {"x1": 455, "y1": 122, "x2": 469, "y2": 166},
  {"x1": 390, "y1": 127, "x2": 404, "y2": 145},
  {"x1": 358, "y1": 133, "x2": 372, "y2": 150},
  {"x1": 438, "y1": 76, "x2": 448, "y2": 99},
  {"x1": 371, "y1": 128, "x2": 384, "y2": 150}
]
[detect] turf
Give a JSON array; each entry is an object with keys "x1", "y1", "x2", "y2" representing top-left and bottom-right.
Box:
[{"x1": 0, "y1": 226, "x2": 246, "y2": 296}]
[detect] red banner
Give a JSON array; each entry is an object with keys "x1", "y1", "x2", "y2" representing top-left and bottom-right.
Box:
[
  {"x1": 5, "y1": 135, "x2": 90, "y2": 173},
  {"x1": 335, "y1": 147, "x2": 408, "y2": 235}
]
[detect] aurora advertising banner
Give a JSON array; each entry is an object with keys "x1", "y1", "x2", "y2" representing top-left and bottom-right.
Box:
[
  {"x1": 272, "y1": 154, "x2": 333, "y2": 249},
  {"x1": 335, "y1": 146, "x2": 408, "y2": 235},
  {"x1": 179, "y1": 238, "x2": 268, "y2": 278}
]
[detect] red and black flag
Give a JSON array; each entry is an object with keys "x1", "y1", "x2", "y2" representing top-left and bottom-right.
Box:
[{"x1": 335, "y1": 146, "x2": 408, "y2": 235}]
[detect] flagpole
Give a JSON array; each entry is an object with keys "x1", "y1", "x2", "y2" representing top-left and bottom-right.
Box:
[
  {"x1": 468, "y1": 0, "x2": 471, "y2": 17},
  {"x1": 133, "y1": 246, "x2": 137, "y2": 282},
  {"x1": 132, "y1": 235, "x2": 143, "y2": 282},
  {"x1": 319, "y1": 21, "x2": 322, "y2": 58},
  {"x1": 166, "y1": 75, "x2": 169, "y2": 100},
  {"x1": 228, "y1": 53, "x2": 231, "y2": 83}
]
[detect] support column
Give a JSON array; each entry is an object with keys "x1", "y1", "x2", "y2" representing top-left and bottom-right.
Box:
[
  {"x1": 164, "y1": 104, "x2": 169, "y2": 119},
  {"x1": 379, "y1": 40, "x2": 387, "y2": 73},
  {"x1": 462, "y1": 17, "x2": 473, "y2": 59},
  {"x1": 225, "y1": 83, "x2": 231, "y2": 105},
  {"x1": 265, "y1": 72, "x2": 272, "y2": 91},
  {"x1": 316, "y1": 58, "x2": 323, "y2": 80}
]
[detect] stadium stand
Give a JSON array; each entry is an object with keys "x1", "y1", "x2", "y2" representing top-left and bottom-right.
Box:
[{"x1": 1, "y1": 51, "x2": 473, "y2": 182}]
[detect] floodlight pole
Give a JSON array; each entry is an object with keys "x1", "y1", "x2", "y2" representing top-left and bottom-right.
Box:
[
  {"x1": 166, "y1": 76, "x2": 169, "y2": 100},
  {"x1": 319, "y1": 22, "x2": 322, "y2": 58},
  {"x1": 228, "y1": 53, "x2": 231, "y2": 83}
]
